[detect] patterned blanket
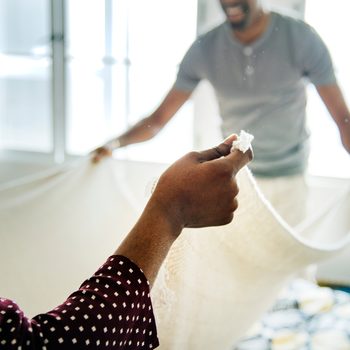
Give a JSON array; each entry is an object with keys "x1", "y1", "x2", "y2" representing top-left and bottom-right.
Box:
[{"x1": 235, "y1": 279, "x2": 350, "y2": 349}]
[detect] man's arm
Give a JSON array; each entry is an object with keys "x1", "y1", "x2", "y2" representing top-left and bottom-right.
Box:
[
  {"x1": 92, "y1": 87, "x2": 191, "y2": 162},
  {"x1": 117, "y1": 87, "x2": 192, "y2": 147},
  {"x1": 317, "y1": 84, "x2": 350, "y2": 153}
]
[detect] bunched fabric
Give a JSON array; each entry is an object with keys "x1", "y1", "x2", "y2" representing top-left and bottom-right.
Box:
[{"x1": 151, "y1": 167, "x2": 350, "y2": 349}]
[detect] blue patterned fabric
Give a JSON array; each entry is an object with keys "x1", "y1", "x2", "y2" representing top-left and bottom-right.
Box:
[{"x1": 235, "y1": 279, "x2": 350, "y2": 349}]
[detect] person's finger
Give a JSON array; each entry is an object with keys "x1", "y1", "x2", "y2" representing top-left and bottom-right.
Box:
[
  {"x1": 198, "y1": 134, "x2": 238, "y2": 161},
  {"x1": 223, "y1": 147, "x2": 253, "y2": 175},
  {"x1": 92, "y1": 154, "x2": 102, "y2": 163},
  {"x1": 91, "y1": 147, "x2": 112, "y2": 163},
  {"x1": 91, "y1": 152, "x2": 102, "y2": 163}
]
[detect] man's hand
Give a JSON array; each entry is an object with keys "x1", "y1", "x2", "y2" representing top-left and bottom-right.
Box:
[
  {"x1": 91, "y1": 145, "x2": 113, "y2": 163},
  {"x1": 148, "y1": 134, "x2": 253, "y2": 234}
]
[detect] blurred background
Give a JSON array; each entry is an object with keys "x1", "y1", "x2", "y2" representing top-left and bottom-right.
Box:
[{"x1": 0, "y1": 0, "x2": 349, "y2": 182}]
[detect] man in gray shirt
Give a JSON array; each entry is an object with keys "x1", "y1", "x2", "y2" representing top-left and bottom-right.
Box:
[{"x1": 93, "y1": 0, "x2": 350, "y2": 177}]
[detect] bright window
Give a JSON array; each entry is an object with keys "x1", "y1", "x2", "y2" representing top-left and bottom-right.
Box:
[
  {"x1": 66, "y1": 0, "x2": 197, "y2": 163},
  {"x1": 305, "y1": 0, "x2": 350, "y2": 178},
  {"x1": 0, "y1": 0, "x2": 52, "y2": 153},
  {"x1": 0, "y1": 0, "x2": 197, "y2": 165}
]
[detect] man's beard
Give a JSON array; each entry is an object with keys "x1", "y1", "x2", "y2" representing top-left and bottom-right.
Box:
[{"x1": 224, "y1": 2, "x2": 250, "y2": 30}]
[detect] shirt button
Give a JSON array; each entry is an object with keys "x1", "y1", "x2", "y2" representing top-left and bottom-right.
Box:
[
  {"x1": 245, "y1": 65, "x2": 255, "y2": 75},
  {"x1": 243, "y1": 46, "x2": 253, "y2": 56}
]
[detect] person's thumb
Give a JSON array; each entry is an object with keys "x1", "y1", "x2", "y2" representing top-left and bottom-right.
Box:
[
  {"x1": 198, "y1": 134, "x2": 238, "y2": 162},
  {"x1": 224, "y1": 147, "x2": 253, "y2": 175}
]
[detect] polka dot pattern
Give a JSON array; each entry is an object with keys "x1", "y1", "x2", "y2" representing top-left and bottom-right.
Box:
[{"x1": 0, "y1": 255, "x2": 159, "y2": 349}]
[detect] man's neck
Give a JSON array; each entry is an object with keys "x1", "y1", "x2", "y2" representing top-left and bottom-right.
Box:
[{"x1": 233, "y1": 11, "x2": 270, "y2": 45}]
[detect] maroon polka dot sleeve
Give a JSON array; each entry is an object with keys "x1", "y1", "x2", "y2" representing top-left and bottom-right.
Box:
[{"x1": 0, "y1": 255, "x2": 159, "y2": 349}]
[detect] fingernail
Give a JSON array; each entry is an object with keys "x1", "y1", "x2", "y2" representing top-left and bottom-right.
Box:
[{"x1": 223, "y1": 133, "x2": 237, "y2": 144}]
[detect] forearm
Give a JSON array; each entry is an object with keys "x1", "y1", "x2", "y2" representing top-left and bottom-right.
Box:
[
  {"x1": 331, "y1": 109, "x2": 350, "y2": 130},
  {"x1": 115, "y1": 199, "x2": 182, "y2": 286},
  {"x1": 332, "y1": 110, "x2": 350, "y2": 153},
  {"x1": 115, "y1": 115, "x2": 163, "y2": 147},
  {"x1": 317, "y1": 84, "x2": 350, "y2": 152},
  {"x1": 108, "y1": 88, "x2": 191, "y2": 149}
]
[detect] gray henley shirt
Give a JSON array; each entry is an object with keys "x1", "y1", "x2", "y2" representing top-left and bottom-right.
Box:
[{"x1": 174, "y1": 12, "x2": 337, "y2": 176}]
